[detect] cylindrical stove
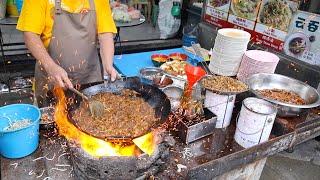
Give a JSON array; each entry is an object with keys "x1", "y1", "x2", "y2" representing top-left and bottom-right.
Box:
[{"x1": 68, "y1": 136, "x2": 171, "y2": 179}]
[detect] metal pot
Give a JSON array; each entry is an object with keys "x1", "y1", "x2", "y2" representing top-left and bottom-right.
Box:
[{"x1": 247, "y1": 73, "x2": 320, "y2": 117}]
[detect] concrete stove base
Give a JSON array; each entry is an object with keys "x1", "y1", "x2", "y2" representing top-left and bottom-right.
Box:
[{"x1": 68, "y1": 140, "x2": 171, "y2": 180}]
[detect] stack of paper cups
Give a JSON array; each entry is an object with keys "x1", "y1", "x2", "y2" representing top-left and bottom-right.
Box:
[
  {"x1": 209, "y1": 28, "x2": 251, "y2": 76},
  {"x1": 237, "y1": 50, "x2": 280, "y2": 82}
]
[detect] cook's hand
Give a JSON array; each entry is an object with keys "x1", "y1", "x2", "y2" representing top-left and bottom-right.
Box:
[
  {"x1": 104, "y1": 66, "x2": 118, "y2": 82},
  {"x1": 46, "y1": 63, "x2": 73, "y2": 89}
]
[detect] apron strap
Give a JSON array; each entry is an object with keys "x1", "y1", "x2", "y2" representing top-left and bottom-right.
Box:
[
  {"x1": 55, "y1": 0, "x2": 62, "y2": 14},
  {"x1": 89, "y1": 0, "x2": 95, "y2": 11},
  {"x1": 55, "y1": 0, "x2": 95, "y2": 13}
]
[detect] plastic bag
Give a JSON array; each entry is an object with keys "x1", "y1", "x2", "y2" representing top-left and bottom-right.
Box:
[
  {"x1": 158, "y1": 0, "x2": 181, "y2": 39},
  {"x1": 182, "y1": 25, "x2": 199, "y2": 46},
  {"x1": 0, "y1": 0, "x2": 7, "y2": 19},
  {"x1": 7, "y1": 0, "x2": 23, "y2": 17},
  {"x1": 113, "y1": 8, "x2": 131, "y2": 23},
  {"x1": 183, "y1": 24, "x2": 199, "y2": 37}
]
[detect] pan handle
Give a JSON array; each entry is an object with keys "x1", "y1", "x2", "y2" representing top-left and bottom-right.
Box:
[
  {"x1": 70, "y1": 88, "x2": 89, "y2": 101},
  {"x1": 104, "y1": 73, "x2": 125, "y2": 83}
]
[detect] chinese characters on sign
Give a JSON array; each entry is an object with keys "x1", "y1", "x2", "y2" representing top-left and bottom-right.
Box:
[
  {"x1": 204, "y1": 0, "x2": 231, "y2": 28},
  {"x1": 284, "y1": 11, "x2": 320, "y2": 65},
  {"x1": 254, "y1": 0, "x2": 298, "y2": 51},
  {"x1": 203, "y1": 0, "x2": 320, "y2": 66},
  {"x1": 295, "y1": 16, "x2": 319, "y2": 32}
]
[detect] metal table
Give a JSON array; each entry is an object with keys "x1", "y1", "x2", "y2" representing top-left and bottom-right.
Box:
[
  {"x1": 114, "y1": 15, "x2": 146, "y2": 53},
  {"x1": 1, "y1": 88, "x2": 320, "y2": 179}
]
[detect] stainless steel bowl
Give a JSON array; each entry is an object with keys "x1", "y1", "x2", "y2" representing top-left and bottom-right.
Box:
[
  {"x1": 139, "y1": 67, "x2": 164, "y2": 85},
  {"x1": 247, "y1": 73, "x2": 320, "y2": 117}
]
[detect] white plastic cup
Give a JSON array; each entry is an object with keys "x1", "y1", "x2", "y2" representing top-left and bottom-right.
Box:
[
  {"x1": 217, "y1": 28, "x2": 251, "y2": 41},
  {"x1": 209, "y1": 65, "x2": 239, "y2": 76},
  {"x1": 234, "y1": 98, "x2": 277, "y2": 148},
  {"x1": 244, "y1": 50, "x2": 280, "y2": 63},
  {"x1": 236, "y1": 50, "x2": 279, "y2": 82}
]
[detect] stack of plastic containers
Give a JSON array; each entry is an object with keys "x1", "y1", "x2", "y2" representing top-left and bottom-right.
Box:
[
  {"x1": 209, "y1": 28, "x2": 251, "y2": 76},
  {"x1": 237, "y1": 50, "x2": 280, "y2": 82}
]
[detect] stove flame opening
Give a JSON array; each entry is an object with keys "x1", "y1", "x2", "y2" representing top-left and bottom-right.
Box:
[{"x1": 53, "y1": 87, "x2": 156, "y2": 157}]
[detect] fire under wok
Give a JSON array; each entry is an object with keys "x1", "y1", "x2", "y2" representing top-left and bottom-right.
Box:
[{"x1": 67, "y1": 77, "x2": 171, "y2": 141}]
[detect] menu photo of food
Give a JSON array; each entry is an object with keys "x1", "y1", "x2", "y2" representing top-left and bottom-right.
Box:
[
  {"x1": 284, "y1": 32, "x2": 311, "y2": 58},
  {"x1": 208, "y1": 0, "x2": 231, "y2": 12},
  {"x1": 229, "y1": 0, "x2": 262, "y2": 21},
  {"x1": 257, "y1": 0, "x2": 294, "y2": 32},
  {"x1": 284, "y1": 11, "x2": 320, "y2": 65}
]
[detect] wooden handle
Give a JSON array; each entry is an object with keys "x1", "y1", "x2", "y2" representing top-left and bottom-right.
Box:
[{"x1": 70, "y1": 88, "x2": 89, "y2": 101}]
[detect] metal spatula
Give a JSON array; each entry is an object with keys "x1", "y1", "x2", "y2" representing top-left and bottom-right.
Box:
[
  {"x1": 70, "y1": 88, "x2": 105, "y2": 118},
  {"x1": 191, "y1": 43, "x2": 214, "y2": 75}
]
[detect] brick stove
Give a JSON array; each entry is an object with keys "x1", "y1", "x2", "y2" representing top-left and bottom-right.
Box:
[{"x1": 67, "y1": 135, "x2": 172, "y2": 180}]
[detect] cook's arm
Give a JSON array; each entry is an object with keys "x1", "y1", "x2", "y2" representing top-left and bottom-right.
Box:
[
  {"x1": 99, "y1": 33, "x2": 117, "y2": 81},
  {"x1": 24, "y1": 32, "x2": 73, "y2": 88}
]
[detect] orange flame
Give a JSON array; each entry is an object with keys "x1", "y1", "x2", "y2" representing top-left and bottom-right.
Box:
[{"x1": 53, "y1": 87, "x2": 156, "y2": 157}]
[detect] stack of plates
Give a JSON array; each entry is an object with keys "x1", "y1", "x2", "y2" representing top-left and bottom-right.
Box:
[
  {"x1": 237, "y1": 50, "x2": 279, "y2": 82},
  {"x1": 209, "y1": 28, "x2": 251, "y2": 76}
]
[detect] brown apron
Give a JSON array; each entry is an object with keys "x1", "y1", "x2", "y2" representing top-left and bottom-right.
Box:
[{"x1": 34, "y1": 0, "x2": 103, "y2": 107}]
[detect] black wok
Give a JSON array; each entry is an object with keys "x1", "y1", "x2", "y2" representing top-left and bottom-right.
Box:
[{"x1": 67, "y1": 77, "x2": 171, "y2": 141}]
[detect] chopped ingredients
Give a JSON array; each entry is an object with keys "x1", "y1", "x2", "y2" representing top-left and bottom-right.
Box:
[
  {"x1": 258, "y1": 89, "x2": 306, "y2": 105},
  {"x1": 4, "y1": 119, "x2": 32, "y2": 131},
  {"x1": 72, "y1": 89, "x2": 157, "y2": 138},
  {"x1": 160, "y1": 60, "x2": 187, "y2": 77},
  {"x1": 153, "y1": 57, "x2": 167, "y2": 62},
  {"x1": 169, "y1": 53, "x2": 187, "y2": 61},
  {"x1": 202, "y1": 76, "x2": 248, "y2": 93},
  {"x1": 260, "y1": 0, "x2": 291, "y2": 31}
]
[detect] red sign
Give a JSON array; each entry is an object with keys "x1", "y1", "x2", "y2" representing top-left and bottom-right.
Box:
[{"x1": 204, "y1": 14, "x2": 230, "y2": 28}]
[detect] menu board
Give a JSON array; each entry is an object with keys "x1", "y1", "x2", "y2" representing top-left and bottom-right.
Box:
[
  {"x1": 204, "y1": 0, "x2": 231, "y2": 27},
  {"x1": 228, "y1": 0, "x2": 262, "y2": 31},
  {"x1": 203, "y1": 0, "x2": 320, "y2": 66},
  {"x1": 254, "y1": 0, "x2": 299, "y2": 51},
  {"x1": 284, "y1": 11, "x2": 320, "y2": 65}
]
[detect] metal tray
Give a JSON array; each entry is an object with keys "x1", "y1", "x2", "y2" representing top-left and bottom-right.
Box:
[{"x1": 177, "y1": 108, "x2": 217, "y2": 144}]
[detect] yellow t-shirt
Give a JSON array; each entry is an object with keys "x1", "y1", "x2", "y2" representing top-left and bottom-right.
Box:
[{"x1": 17, "y1": 0, "x2": 117, "y2": 48}]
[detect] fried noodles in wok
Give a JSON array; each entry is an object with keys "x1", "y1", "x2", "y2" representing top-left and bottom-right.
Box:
[{"x1": 72, "y1": 89, "x2": 157, "y2": 138}]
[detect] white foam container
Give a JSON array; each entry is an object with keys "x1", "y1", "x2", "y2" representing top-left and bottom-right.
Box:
[
  {"x1": 209, "y1": 58, "x2": 242, "y2": 76},
  {"x1": 211, "y1": 49, "x2": 244, "y2": 61},
  {"x1": 214, "y1": 40, "x2": 249, "y2": 49},
  {"x1": 236, "y1": 50, "x2": 279, "y2": 82},
  {"x1": 244, "y1": 50, "x2": 280, "y2": 63},
  {"x1": 234, "y1": 97, "x2": 277, "y2": 148},
  {"x1": 217, "y1": 28, "x2": 251, "y2": 42},
  {"x1": 209, "y1": 65, "x2": 239, "y2": 76},
  {"x1": 214, "y1": 44, "x2": 248, "y2": 55},
  {"x1": 204, "y1": 91, "x2": 236, "y2": 128},
  {"x1": 214, "y1": 37, "x2": 249, "y2": 51}
]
